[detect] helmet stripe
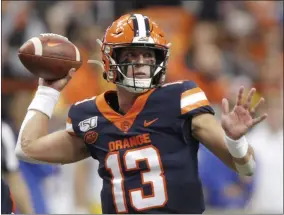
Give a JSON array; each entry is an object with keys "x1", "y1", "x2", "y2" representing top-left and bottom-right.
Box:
[
  {"x1": 131, "y1": 14, "x2": 139, "y2": 37},
  {"x1": 133, "y1": 14, "x2": 146, "y2": 37},
  {"x1": 144, "y1": 16, "x2": 151, "y2": 37}
]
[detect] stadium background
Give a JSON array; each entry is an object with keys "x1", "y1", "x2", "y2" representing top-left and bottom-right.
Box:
[{"x1": 1, "y1": 1, "x2": 283, "y2": 214}]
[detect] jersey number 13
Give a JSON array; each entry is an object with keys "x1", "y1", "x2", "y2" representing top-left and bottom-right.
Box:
[{"x1": 105, "y1": 145, "x2": 168, "y2": 212}]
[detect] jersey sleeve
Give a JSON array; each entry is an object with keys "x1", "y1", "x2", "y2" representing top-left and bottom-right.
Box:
[
  {"x1": 66, "y1": 104, "x2": 77, "y2": 136},
  {"x1": 180, "y1": 81, "x2": 215, "y2": 118}
]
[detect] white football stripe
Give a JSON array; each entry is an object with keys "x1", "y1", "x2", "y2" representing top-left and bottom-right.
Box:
[
  {"x1": 134, "y1": 14, "x2": 146, "y2": 37},
  {"x1": 73, "y1": 45, "x2": 81, "y2": 61},
  {"x1": 66, "y1": 122, "x2": 74, "y2": 132},
  {"x1": 29, "y1": 37, "x2": 43, "y2": 56},
  {"x1": 181, "y1": 92, "x2": 207, "y2": 108}
]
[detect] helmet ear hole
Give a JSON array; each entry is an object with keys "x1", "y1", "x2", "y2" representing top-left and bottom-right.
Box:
[
  {"x1": 112, "y1": 48, "x2": 122, "y2": 63},
  {"x1": 155, "y1": 49, "x2": 167, "y2": 65},
  {"x1": 103, "y1": 72, "x2": 107, "y2": 80}
]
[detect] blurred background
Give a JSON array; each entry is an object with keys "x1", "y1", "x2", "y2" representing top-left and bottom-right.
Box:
[{"x1": 1, "y1": 0, "x2": 283, "y2": 214}]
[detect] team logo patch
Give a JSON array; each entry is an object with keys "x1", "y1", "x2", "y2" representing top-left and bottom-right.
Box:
[
  {"x1": 84, "y1": 131, "x2": 98, "y2": 144},
  {"x1": 79, "y1": 116, "x2": 98, "y2": 132},
  {"x1": 121, "y1": 121, "x2": 131, "y2": 132}
]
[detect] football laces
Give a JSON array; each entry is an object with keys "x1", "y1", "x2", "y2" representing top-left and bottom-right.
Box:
[{"x1": 40, "y1": 33, "x2": 69, "y2": 41}]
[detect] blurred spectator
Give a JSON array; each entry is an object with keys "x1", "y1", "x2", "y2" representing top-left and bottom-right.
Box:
[
  {"x1": 198, "y1": 0, "x2": 219, "y2": 21},
  {"x1": 198, "y1": 107, "x2": 253, "y2": 213},
  {"x1": 74, "y1": 159, "x2": 103, "y2": 214},
  {"x1": 19, "y1": 162, "x2": 57, "y2": 213},
  {"x1": 1, "y1": 121, "x2": 34, "y2": 214},
  {"x1": 45, "y1": 1, "x2": 116, "y2": 105},
  {"x1": 42, "y1": 162, "x2": 80, "y2": 214},
  {"x1": 1, "y1": 178, "x2": 16, "y2": 214},
  {"x1": 132, "y1": 0, "x2": 181, "y2": 10},
  {"x1": 2, "y1": 1, "x2": 47, "y2": 78},
  {"x1": 199, "y1": 144, "x2": 252, "y2": 213},
  {"x1": 4, "y1": 91, "x2": 59, "y2": 214},
  {"x1": 178, "y1": 21, "x2": 228, "y2": 104},
  {"x1": 246, "y1": 91, "x2": 283, "y2": 214}
]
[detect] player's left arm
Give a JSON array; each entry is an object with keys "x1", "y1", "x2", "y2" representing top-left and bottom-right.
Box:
[{"x1": 192, "y1": 87, "x2": 267, "y2": 176}]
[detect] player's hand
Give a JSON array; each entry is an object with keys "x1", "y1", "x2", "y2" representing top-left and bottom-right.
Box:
[
  {"x1": 39, "y1": 68, "x2": 76, "y2": 91},
  {"x1": 221, "y1": 86, "x2": 268, "y2": 140}
]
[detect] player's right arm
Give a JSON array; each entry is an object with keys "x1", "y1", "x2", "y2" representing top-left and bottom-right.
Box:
[
  {"x1": 17, "y1": 114, "x2": 89, "y2": 164},
  {"x1": 15, "y1": 69, "x2": 90, "y2": 164}
]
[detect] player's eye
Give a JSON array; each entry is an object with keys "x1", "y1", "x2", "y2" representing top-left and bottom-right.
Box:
[
  {"x1": 143, "y1": 52, "x2": 154, "y2": 58},
  {"x1": 126, "y1": 52, "x2": 136, "y2": 58}
]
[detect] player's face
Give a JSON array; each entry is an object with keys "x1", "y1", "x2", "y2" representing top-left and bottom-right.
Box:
[{"x1": 118, "y1": 48, "x2": 156, "y2": 79}]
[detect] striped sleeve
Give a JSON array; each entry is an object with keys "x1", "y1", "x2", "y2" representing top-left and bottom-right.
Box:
[
  {"x1": 180, "y1": 81, "x2": 214, "y2": 117},
  {"x1": 66, "y1": 105, "x2": 77, "y2": 136},
  {"x1": 66, "y1": 116, "x2": 76, "y2": 136}
]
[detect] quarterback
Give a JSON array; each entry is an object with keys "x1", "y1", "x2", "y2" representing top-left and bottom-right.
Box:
[{"x1": 16, "y1": 14, "x2": 267, "y2": 213}]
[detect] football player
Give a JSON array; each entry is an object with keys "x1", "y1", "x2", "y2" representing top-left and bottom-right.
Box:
[
  {"x1": 15, "y1": 14, "x2": 267, "y2": 214},
  {"x1": 2, "y1": 121, "x2": 34, "y2": 214}
]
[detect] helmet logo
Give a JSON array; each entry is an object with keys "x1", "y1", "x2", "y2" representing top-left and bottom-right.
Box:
[{"x1": 138, "y1": 37, "x2": 149, "y2": 42}]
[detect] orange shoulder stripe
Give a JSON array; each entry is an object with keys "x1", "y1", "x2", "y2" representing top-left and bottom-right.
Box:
[
  {"x1": 181, "y1": 87, "x2": 202, "y2": 99},
  {"x1": 181, "y1": 100, "x2": 209, "y2": 114}
]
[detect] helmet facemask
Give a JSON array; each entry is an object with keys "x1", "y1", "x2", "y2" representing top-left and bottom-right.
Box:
[
  {"x1": 108, "y1": 45, "x2": 169, "y2": 93},
  {"x1": 88, "y1": 14, "x2": 171, "y2": 93}
]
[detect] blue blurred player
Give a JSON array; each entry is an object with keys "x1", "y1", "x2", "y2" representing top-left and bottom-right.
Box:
[
  {"x1": 198, "y1": 144, "x2": 253, "y2": 210},
  {"x1": 16, "y1": 14, "x2": 267, "y2": 213},
  {"x1": 2, "y1": 121, "x2": 34, "y2": 214}
]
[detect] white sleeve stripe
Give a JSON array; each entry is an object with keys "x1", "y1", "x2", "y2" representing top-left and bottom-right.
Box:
[
  {"x1": 2, "y1": 123, "x2": 19, "y2": 171},
  {"x1": 181, "y1": 92, "x2": 208, "y2": 108},
  {"x1": 66, "y1": 122, "x2": 74, "y2": 132}
]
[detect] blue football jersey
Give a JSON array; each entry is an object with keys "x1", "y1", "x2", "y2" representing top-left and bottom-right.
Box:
[{"x1": 66, "y1": 80, "x2": 215, "y2": 214}]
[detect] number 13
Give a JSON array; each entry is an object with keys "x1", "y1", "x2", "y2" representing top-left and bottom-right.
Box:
[{"x1": 105, "y1": 145, "x2": 168, "y2": 213}]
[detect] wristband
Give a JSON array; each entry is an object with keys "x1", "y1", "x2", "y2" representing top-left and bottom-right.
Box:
[
  {"x1": 234, "y1": 155, "x2": 256, "y2": 176},
  {"x1": 28, "y1": 86, "x2": 60, "y2": 119},
  {"x1": 224, "y1": 134, "x2": 249, "y2": 158}
]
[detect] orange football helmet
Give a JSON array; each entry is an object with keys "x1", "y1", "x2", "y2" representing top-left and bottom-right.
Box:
[{"x1": 91, "y1": 14, "x2": 171, "y2": 93}]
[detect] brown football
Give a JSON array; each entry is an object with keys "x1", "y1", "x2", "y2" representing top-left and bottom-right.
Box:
[{"x1": 18, "y1": 33, "x2": 82, "y2": 81}]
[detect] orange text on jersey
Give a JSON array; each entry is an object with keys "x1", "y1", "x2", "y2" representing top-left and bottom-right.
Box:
[{"x1": 108, "y1": 133, "x2": 151, "y2": 152}]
